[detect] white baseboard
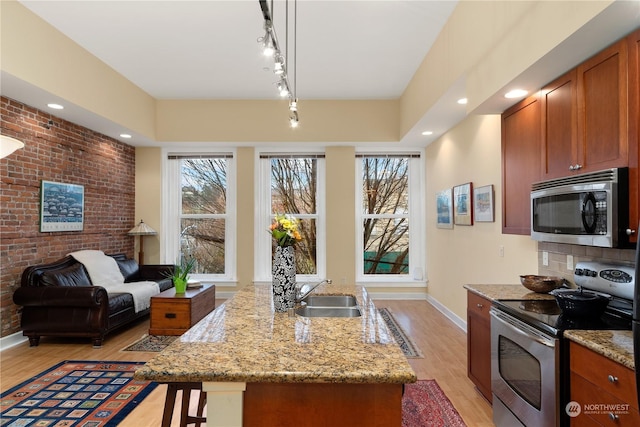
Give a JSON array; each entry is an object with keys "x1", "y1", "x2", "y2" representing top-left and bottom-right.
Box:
[
  {"x1": 0, "y1": 331, "x2": 28, "y2": 352},
  {"x1": 425, "y1": 294, "x2": 467, "y2": 333}
]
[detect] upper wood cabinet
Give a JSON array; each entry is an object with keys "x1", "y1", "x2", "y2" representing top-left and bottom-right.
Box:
[
  {"x1": 502, "y1": 94, "x2": 541, "y2": 235},
  {"x1": 541, "y1": 38, "x2": 629, "y2": 179}
]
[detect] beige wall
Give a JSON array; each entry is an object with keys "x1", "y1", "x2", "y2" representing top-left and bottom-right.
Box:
[
  {"x1": 134, "y1": 147, "x2": 163, "y2": 264},
  {"x1": 425, "y1": 114, "x2": 538, "y2": 321}
]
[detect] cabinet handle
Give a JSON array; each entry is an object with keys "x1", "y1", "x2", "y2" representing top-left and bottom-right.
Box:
[
  {"x1": 607, "y1": 374, "x2": 618, "y2": 383},
  {"x1": 608, "y1": 412, "x2": 619, "y2": 421},
  {"x1": 569, "y1": 164, "x2": 583, "y2": 171},
  {"x1": 476, "y1": 303, "x2": 484, "y2": 309},
  {"x1": 626, "y1": 228, "x2": 636, "y2": 236}
]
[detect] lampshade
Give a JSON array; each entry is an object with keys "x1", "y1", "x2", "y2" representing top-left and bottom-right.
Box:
[
  {"x1": 128, "y1": 220, "x2": 157, "y2": 236},
  {"x1": 0, "y1": 135, "x2": 25, "y2": 159}
]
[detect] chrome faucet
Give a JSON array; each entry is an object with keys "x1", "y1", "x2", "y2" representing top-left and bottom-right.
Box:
[{"x1": 296, "y1": 279, "x2": 332, "y2": 303}]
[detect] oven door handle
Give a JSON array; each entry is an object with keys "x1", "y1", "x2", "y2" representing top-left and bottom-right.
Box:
[{"x1": 490, "y1": 308, "x2": 557, "y2": 348}]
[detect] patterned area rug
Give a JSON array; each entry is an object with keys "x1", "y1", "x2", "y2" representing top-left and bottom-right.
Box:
[
  {"x1": 0, "y1": 360, "x2": 157, "y2": 426},
  {"x1": 121, "y1": 334, "x2": 178, "y2": 352},
  {"x1": 403, "y1": 380, "x2": 467, "y2": 427},
  {"x1": 378, "y1": 308, "x2": 423, "y2": 358}
]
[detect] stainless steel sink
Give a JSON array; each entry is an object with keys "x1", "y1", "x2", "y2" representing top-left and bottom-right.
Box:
[
  {"x1": 302, "y1": 295, "x2": 357, "y2": 307},
  {"x1": 294, "y1": 306, "x2": 362, "y2": 317},
  {"x1": 295, "y1": 294, "x2": 361, "y2": 317}
]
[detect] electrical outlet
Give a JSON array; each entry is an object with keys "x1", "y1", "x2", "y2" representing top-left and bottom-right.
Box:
[
  {"x1": 542, "y1": 251, "x2": 549, "y2": 266},
  {"x1": 499, "y1": 245, "x2": 504, "y2": 257},
  {"x1": 567, "y1": 255, "x2": 574, "y2": 271}
]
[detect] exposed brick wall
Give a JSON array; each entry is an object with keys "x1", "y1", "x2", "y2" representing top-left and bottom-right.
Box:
[{"x1": 0, "y1": 96, "x2": 136, "y2": 338}]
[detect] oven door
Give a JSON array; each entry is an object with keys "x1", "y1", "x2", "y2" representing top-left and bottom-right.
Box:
[{"x1": 491, "y1": 308, "x2": 560, "y2": 427}]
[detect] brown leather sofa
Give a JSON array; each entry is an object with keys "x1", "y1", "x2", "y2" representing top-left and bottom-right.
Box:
[{"x1": 13, "y1": 253, "x2": 174, "y2": 347}]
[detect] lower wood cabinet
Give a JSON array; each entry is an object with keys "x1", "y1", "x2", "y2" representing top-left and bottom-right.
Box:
[
  {"x1": 467, "y1": 291, "x2": 492, "y2": 402},
  {"x1": 569, "y1": 341, "x2": 639, "y2": 426}
]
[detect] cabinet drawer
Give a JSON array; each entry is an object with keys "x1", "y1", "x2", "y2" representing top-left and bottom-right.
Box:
[
  {"x1": 467, "y1": 292, "x2": 491, "y2": 320},
  {"x1": 570, "y1": 342, "x2": 637, "y2": 406},
  {"x1": 150, "y1": 302, "x2": 191, "y2": 329},
  {"x1": 571, "y1": 371, "x2": 640, "y2": 426}
]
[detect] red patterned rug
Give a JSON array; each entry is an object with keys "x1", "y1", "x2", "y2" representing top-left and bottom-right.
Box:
[
  {"x1": 403, "y1": 380, "x2": 467, "y2": 427},
  {"x1": 0, "y1": 360, "x2": 157, "y2": 426}
]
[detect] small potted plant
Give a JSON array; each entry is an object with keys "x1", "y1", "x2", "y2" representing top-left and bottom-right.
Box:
[{"x1": 171, "y1": 257, "x2": 196, "y2": 294}]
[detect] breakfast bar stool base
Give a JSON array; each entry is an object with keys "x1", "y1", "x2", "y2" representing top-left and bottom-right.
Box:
[{"x1": 162, "y1": 382, "x2": 206, "y2": 427}]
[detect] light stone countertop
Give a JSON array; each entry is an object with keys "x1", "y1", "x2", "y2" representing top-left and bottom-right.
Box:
[
  {"x1": 134, "y1": 284, "x2": 417, "y2": 384},
  {"x1": 564, "y1": 330, "x2": 634, "y2": 370},
  {"x1": 464, "y1": 284, "x2": 634, "y2": 370},
  {"x1": 464, "y1": 283, "x2": 557, "y2": 302}
]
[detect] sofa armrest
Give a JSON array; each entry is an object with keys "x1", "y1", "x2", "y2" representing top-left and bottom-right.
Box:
[
  {"x1": 13, "y1": 286, "x2": 108, "y2": 308},
  {"x1": 137, "y1": 264, "x2": 174, "y2": 281}
]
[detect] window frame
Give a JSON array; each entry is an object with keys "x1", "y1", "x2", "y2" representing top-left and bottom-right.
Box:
[
  {"x1": 355, "y1": 151, "x2": 426, "y2": 286},
  {"x1": 163, "y1": 149, "x2": 237, "y2": 285},
  {"x1": 255, "y1": 151, "x2": 326, "y2": 283}
]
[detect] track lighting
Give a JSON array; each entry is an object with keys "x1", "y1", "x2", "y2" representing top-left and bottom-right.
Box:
[
  {"x1": 289, "y1": 111, "x2": 299, "y2": 128},
  {"x1": 258, "y1": 0, "x2": 300, "y2": 127}
]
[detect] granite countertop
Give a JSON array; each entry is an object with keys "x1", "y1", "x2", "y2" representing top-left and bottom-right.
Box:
[
  {"x1": 464, "y1": 283, "x2": 556, "y2": 302},
  {"x1": 134, "y1": 284, "x2": 417, "y2": 384},
  {"x1": 564, "y1": 330, "x2": 634, "y2": 370}
]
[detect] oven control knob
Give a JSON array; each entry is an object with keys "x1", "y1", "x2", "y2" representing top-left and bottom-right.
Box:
[
  {"x1": 574, "y1": 268, "x2": 584, "y2": 276},
  {"x1": 607, "y1": 374, "x2": 618, "y2": 383}
]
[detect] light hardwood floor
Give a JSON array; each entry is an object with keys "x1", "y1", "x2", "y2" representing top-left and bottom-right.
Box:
[{"x1": 0, "y1": 300, "x2": 494, "y2": 426}]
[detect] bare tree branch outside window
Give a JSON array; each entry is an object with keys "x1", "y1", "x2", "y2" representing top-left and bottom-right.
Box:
[
  {"x1": 362, "y1": 157, "x2": 409, "y2": 274},
  {"x1": 270, "y1": 158, "x2": 317, "y2": 275},
  {"x1": 180, "y1": 158, "x2": 227, "y2": 274}
]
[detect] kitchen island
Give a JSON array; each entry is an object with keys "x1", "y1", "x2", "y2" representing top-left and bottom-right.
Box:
[{"x1": 134, "y1": 283, "x2": 416, "y2": 426}]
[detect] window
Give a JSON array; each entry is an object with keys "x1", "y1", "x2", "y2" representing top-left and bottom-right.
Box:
[
  {"x1": 356, "y1": 153, "x2": 424, "y2": 283},
  {"x1": 165, "y1": 153, "x2": 235, "y2": 281},
  {"x1": 256, "y1": 154, "x2": 325, "y2": 281}
]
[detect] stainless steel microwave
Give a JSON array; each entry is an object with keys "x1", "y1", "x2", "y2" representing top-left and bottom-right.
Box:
[{"x1": 530, "y1": 167, "x2": 629, "y2": 248}]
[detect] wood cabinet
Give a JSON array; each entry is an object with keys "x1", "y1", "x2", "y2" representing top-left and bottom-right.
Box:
[
  {"x1": 502, "y1": 94, "x2": 541, "y2": 235},
  {"x1": 467, "y1": 291, "x2": 492, "y2": 402},
  {"x1": 541, "y1": 70, "x2": 578, "y2": 179},
  {"x1": 570, "y1": 341, "x2": 639, "y2": 426},
  {"x1": 628, "y1": 28, "x2": 640, "y2": 243},
  {"x1": 540, "y1": 38, "x2": 629, "y2": 179},
  {"x1": 149, "y1": 284, "x2": 216, "y2": 335}
]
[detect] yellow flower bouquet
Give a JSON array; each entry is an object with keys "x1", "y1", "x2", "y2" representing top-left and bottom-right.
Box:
[{"x1": 269, "y1": 214, "x2": 302, "y2": 247}]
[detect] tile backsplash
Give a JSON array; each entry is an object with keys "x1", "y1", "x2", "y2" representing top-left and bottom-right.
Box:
[{"x1": 537, "y1": 242, "x2": 635, "y2": 287}]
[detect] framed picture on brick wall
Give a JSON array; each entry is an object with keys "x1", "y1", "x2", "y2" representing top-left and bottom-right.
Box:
[{"x1": 40, "y1": 180, "x2": 85, "y2": 232}]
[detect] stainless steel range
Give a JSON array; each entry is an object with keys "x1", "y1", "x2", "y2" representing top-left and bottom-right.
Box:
[{"x1": 490, "y1": 261, "x2": 634, "y2": 427}]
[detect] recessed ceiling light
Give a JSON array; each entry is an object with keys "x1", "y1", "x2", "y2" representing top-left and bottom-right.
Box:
[
  {"x1": 47, "y1": 103, "x2": 64, "y2": 110},
  {"x1": 120, "y1": 134, "x2": 132, "y2": 139},
  {"x1": 457, "y1": 98, "x2": 468, "y2": 105},
  {"x1": 421, "y1": 131, "x2": 433, "y2": 136},
  {"x1": 505, "y1": 89, "x2": 528, "y2": 99}
]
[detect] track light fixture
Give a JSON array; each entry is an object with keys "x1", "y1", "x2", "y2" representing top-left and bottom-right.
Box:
[{"x1": 258, "y1": 0, "x2": 299, "y2": 128}]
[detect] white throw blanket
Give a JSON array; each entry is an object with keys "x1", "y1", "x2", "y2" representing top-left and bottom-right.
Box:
[{"x1": 69, "y1": 250, "x2": 160, "y2": 312}]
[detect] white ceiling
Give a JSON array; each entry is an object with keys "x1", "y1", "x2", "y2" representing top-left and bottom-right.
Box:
[
  {"x1": 4, "y1": 1, "x2": 640, "y2": 147},
  {"x1": 17, "y1": 0, "x2": 457, "y2": 100}
]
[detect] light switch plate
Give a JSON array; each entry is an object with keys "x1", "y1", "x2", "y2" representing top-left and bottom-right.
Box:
[
  {"x1": 542, "y1": 251, "x2": 549, "y2": 266},
  {"x1": 567, "y1": 255, "x2": 574, "y2": 271}
]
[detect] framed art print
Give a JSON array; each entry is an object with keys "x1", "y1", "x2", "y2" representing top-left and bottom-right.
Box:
[
  {"x1": 436, "y1": 188, "x2": 453, "y2": 229},
  {"x1": 474, "y1": 184, "x2": 495, "y2": 222},
  {"x1": 40, "y1": 180, "x2": 85, "y2": 232},
  {"x1": 453, "y1": 182, "x2": 473, "y2": 226}
]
